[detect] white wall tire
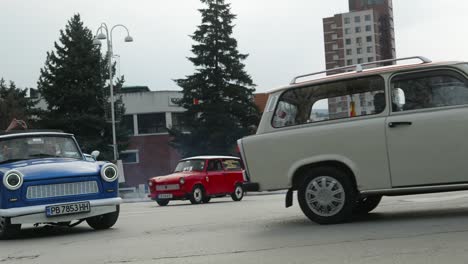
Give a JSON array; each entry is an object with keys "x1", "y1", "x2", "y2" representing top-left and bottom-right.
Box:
[{"x1": 298, "y1": 167, "x2": 356, "y2": 224}]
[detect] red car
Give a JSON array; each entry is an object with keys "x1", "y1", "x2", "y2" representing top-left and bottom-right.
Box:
[{"x1": 148, "y1": 156, "x2": 246, "y2": 206}]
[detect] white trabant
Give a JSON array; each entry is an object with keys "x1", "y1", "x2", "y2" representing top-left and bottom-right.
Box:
[{"x1": 238, "y1": 56, "x2": 468, "y2": 224}]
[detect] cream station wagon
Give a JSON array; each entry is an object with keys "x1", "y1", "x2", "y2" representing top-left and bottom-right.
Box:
[{"x1": 238, "y1": 56, "x2": 468, "y2": 224}]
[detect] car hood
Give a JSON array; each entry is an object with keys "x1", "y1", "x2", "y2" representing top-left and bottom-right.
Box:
[
  {"x1": 153, "y1": 171, "x2": 203, "y2": 183},
  {"x1": 0, "y1": 158, "x2": 103, "y2": 181}
]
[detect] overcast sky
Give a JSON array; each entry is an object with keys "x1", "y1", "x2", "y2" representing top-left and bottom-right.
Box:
[{"x1": 1, "y1": 0, "x2": 467, "y2": 93}]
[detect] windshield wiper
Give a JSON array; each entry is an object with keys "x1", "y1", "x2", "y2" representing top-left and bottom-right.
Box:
[
  {"x1": 0, "y1": 158, "x2": 28, "y2": 164},
  {"x1": 28, "y1": 153, "x2": 57, "y2": 158}
]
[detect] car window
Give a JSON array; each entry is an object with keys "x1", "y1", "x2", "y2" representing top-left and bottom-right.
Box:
[
  {"x1": 0, "y1": 136, "x2": 81, "y2": 163},
  {"x1": 272, "y1": 75, "x2": 385, "y2": 128},
  {"x1": 207, "y1": 160, "x2": 223, "y2": 171},
  {"x1": 222, "y1": 159, "x2": 242, "y2": 171},
  {"x1": 391, "y1": 70, "x2": 468, "y2": 112}
]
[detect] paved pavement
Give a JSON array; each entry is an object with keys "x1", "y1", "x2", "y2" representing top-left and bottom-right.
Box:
[{"x1": 2, "y1": 191, "x2": 468, "y2": 263}]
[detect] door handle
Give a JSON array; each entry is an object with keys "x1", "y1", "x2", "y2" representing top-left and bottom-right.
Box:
[{"x1": 388, "y1": 121, "x2": 412, "y2": 128}]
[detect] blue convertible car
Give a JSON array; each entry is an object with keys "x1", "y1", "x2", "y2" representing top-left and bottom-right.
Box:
[{"x1": 0, "y1": 130, "x2": 122, "y2": 239}]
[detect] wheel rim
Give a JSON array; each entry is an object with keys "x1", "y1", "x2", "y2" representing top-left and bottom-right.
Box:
[
  {"x1": 193, "y1": 188, "x2": 202, "y2": 202},
  {"x1": 235, "y1": 186, "x2": 243, "y2": 199},
  {"x1": 305, "y1": 176, "x2": 345, "y2": 217}
]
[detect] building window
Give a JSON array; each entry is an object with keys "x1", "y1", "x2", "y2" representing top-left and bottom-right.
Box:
[
  {"x1": 345, "y1": 28, "x2": 351, "y2": 34},
  {"x1": 357, "y1": 48, "x2": 362, "y2": 54},
  {"x1": 346, "y1": 49, "x2": 352, "y2": 55},
  {"x1": 332, "y1": 44, "x2": 338, "y2": 50},
  {"x1": 333, "y1": 54, "x2": 339, "y2": 60},
  {"x1": 356, "y1": 37, "x2": 362, "y2": 44},
  {"x1": 368, "y1": 57, "x2": 374, "y2": 62},
  {"x1": 365, "y1": 14, "x2": 371, "y2": 21},
  {"x1": 121, "y1": 115, "x2": 134, "y2": 136},
  {"x1": 355, "y1": 27, "x2": 361, "y2": 33},
  {"x1": 345, "y1": 38, "x2": 351, "y2": 45},
  {"x1": 171, "y1": 112, "x2": 187, "y2": 131},
  {"x1": 357, "y1": 58, "x2": 364, "y2": 64},
  {"x1": 137, "y1": 113, "x2": 167, "y2": 134},
  {"x1": 120, "y1": 150, "x2": 139, "y2": 164},
  {"x1": 366, "y1": 25, "x2": 372, "y2": 32},
  {"x1": 347, "y1": 59, "x2": 353, "y2": 65},
  {"x1": 344, "y1": 17, "x2": 350, "y2": 24},
  {"x1": 330, "y1": 24, "x2": 337, "y2": 29},
  {"x1": 366, "y1": 36, "x2": 373, "y2": 42},
  {"x1": 354, "y1": 16, "x2": 361, "y2": 23},
  {"x1": 332, "y1": 34, "x2": 338, "y2": 40},
  {"x1": 367, "y1": 46, "x2": 373, "y2": 53}
]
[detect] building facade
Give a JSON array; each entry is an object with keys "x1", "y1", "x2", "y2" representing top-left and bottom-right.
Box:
[
  {"x1": 119, "y1": 89, "x2": 184, "y2": 187},
  {"x1": 323, "y1": 0, "x2": 395, "y2": 72}
]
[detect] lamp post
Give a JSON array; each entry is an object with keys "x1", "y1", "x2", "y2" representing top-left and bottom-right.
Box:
[{"x1": 93, "y1": 23, "x2": 133, "y2": 161}]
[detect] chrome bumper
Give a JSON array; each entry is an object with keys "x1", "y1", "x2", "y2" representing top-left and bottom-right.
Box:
[{"x1": 0, "y1": 197, "x2": 122, "y2": 224}]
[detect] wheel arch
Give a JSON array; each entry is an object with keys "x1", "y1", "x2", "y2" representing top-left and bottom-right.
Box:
[{"x1": 289, "y1": 157, "x2": 359, "y2": 192}]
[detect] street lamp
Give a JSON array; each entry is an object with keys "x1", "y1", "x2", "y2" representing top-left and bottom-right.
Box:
[{"x1": 93, "y1": 23, "x2": 134, "y2": 161}]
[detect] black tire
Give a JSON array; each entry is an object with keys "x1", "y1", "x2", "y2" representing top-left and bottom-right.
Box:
[
  {"x1": 355, "y1": 195, "x2": 382, "y2": 214},
  {"x1": 156, "y1": 200, "x2": 170, "y2": 206},
  {"x1": 297, "y1": 167, "x2": 356, "y2": 224},
  {"x1": 189, "y1": 185, "x2": 205, "y2": 204},
  {"x1": 0, "y1": 217, "x2": 21, "y2": 240},
  {"x1": 231, "y1": 184, "x2": 244, "y2": 201},
  {"x1": 202, "y1": 196, "x2": 211, "y2": 203},
  {"x1": 86, "y1": 205, "x2": 120, "y2": 230}
]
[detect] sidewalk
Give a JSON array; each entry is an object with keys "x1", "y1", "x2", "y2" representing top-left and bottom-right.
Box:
[{"x1": 121, "y1": 190, "x2": 286, "y2": 203}]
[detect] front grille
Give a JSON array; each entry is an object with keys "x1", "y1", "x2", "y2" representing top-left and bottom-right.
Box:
[
  {"x1": 156, "y1": 184, "x2": 180, "y2": 191},
  {"x1": 26, "y1": 181, "x2": 99, "y2": 199}
]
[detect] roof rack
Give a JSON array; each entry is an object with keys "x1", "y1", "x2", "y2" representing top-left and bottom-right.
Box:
[{"x1": 290, "y1": 56, "x2": 432, "y2": 85}]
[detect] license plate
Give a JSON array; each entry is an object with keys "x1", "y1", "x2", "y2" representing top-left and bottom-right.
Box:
[
  {"x1": 46, "y1": 201, "x2": 91, "y2": 217},
  {"x1": 158, "y1": 194, "x2": 173, "y2": 199}
]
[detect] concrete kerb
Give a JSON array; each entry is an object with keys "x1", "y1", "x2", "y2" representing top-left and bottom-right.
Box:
[{"x1": 120, "y1": 191, "x2": 287, "y2": 203}]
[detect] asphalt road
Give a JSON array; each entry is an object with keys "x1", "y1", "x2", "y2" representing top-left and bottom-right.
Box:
[{"x1": 2, "y1": 191, "x2": 468, "y2": 264}]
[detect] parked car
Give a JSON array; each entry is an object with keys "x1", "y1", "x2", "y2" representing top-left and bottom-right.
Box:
[
  {"x1": 148, "y1": 156, "x2": 245, "y2": 206},
  {"x1": 0, "y1": 130, "x2": 122, "y2": 239},
  {"x1": 238, "y1": 56, "x2": 468, "y2": 224}
]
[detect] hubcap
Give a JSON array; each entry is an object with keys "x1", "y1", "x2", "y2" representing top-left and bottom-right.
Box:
[
  {"x1": 194, "y1": 188, "x2": 202, "y2": 202},
  {"x1": 235, "y1": 186, "x2": 243, "y2": 198},
  {"x1": 305, "y1": 176, "x2": 345, "y2": 217}
]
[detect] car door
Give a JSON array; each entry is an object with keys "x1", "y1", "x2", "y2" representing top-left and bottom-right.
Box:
[
  {"x1": 222, "y1": 159, "x2": 243, "y2": 193},
  {"x1": 206, "y1": 159, "x2": 226, "y2": 194},
  {"x1": 386, "y1": 69, "x2": 468, "y2": 187}
]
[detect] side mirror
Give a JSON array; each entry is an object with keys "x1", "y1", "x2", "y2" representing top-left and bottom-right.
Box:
[
  {"x1": 91, "y1": 150, "x2": 100, "y2": 160},
  {"x1": 392, "y1": 88, "x2": 406, "y2": 108}
]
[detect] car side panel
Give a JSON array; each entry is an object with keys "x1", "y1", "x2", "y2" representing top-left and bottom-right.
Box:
[{"x1": 241, "y1": 116, "x2": 390, "y2": 191}]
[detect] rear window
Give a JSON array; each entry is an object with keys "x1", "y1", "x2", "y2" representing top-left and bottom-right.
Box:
[
  {"x1": 222, "y1": 159, "x2": 242, "y2": 171},
  {"x1": 272, "y1": 75, "x2": 385, "y2": 128}
]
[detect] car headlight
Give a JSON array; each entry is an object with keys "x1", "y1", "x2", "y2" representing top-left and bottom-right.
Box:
[
  {"x1": 101, "y1": 163, "x2": 119, "y2": 182},
  {"x1": 148, "y1": 180, "x2": 153, "y2": 187},
  {"x1": 3, "y1": 170, "x2": 24, "y2": 190},
  {"x1": 179, "y1": 177, "x2": 185, "y2": 185}
]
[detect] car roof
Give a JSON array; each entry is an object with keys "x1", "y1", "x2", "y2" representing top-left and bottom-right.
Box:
[
  {"x1": 268, "y1": 61, "x2": 466, "y2": 94},
  {"x1": 181, "y1": 155, "x2": 240, "y2": 161},
  {"x1": 0, "y1": 130, "x2": 73, "y2": 139}
]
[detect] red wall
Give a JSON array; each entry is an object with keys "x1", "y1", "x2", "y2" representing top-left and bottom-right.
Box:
[{"x1": 122, "y1": 134, "x2": 181, "y2": 187}]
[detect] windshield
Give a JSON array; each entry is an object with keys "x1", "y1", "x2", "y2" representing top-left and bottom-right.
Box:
[
  {"x1": 0, "y1": 135, "x2": 82, "y2": 164},
  {"x1": 174, "y1": 159, "x2": 205, "y2": 172}
]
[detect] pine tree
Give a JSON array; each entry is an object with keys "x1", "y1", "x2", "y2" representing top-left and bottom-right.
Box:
[
  {"x1": 37, "y1": 14, "x2": 127, "y2": 159},
  {"x1": 0, "y1": 79, "x2": 35, "y2": 130},
  {"x1": 171, "y1": 0, "x2": 260, "y2": 157}
]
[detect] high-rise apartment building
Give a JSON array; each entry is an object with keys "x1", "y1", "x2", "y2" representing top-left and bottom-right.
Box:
[
  {"x1": 322, "y1": 0, "x2": 396, "y2": 118},
  {"x1": 323, "y1": 0, "x2": 395, "y2": 72}
]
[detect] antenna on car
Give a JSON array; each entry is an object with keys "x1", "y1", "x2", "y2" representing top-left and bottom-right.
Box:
[{"x1": 290, "y1": 56, "x2": 432, "y2": 85}]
